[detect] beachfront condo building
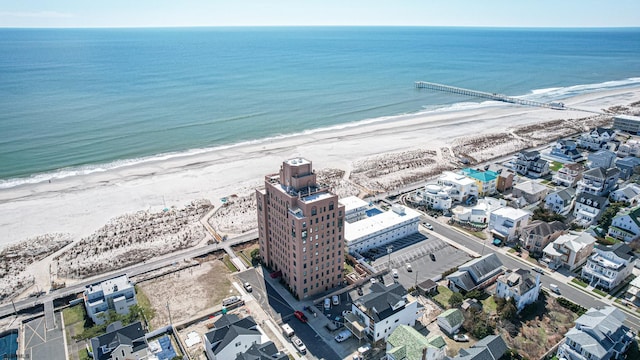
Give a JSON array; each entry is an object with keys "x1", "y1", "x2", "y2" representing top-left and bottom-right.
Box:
[
  {"x1": 83, "y1": 274, "x2": 137, "y2": 325},
  {"x1": 256, "y1": 158, "x2": 344, "y2": 299}
]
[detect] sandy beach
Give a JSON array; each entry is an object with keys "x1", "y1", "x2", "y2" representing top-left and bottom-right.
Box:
[{"x1": 1, "y1": 87, "x2": 639, "y2": 248}]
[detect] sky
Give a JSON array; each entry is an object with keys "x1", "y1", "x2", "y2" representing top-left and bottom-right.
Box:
[{"x1": 1, "y1": 0, "x2": 639, "y2": 28}]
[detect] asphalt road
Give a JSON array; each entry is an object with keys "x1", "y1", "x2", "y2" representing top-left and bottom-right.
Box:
[{"x1": 0, "y1": 231, "x2": 258, "y2": 318}]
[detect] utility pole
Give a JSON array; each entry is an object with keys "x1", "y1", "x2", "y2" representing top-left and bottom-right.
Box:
[
  {"x1": 387, "y1": 245, "x2": 393, "y2": 271},
  {"x1": 166, "y1": 301, "x2": 173, "y2": 325}
]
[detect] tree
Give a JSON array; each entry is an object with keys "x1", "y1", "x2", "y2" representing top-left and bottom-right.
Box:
[
  {"x1": 531, "y1": 207, "x2": 565, "y2": 223},
  {"x1": 449, "y1": 292, "x2": 464, "y2": 308},
  {"x1": 598, "y1": 202, "x2": 624, "y2": 232},
  {"x1": 500, "y1": 298, "x2": 518, "y2": 321},
  {"x1": 465, "y1": 289, "x2": 483, "y2": 300}
]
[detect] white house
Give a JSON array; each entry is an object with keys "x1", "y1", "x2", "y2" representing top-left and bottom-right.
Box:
[
  {"x1": 552, "y1": 163, "x2": 583, "y2": 187},
  {"x1": 557, "y1": 306, "x2": 635, "y2": 360},
  {"x1": 387, "y1": 325, "x2": 446, "y2": 360},
  {"x1": 451, "y1": 197, "x2": 506, "y2": 224},
  {"x1": 576, "y1": 167, "x2": 620, "y2": 197},
  {"x1": 545, "y1": 187, "x2": 576, "y2": 216},
  {"x1": 581, "y1": 243, "x2": 637, "y2": 291},
  {"x1": 573, "y1": 193, "x2": 608, "y2": 227},
  {"x1": 347, "y1": 283, "x2": 419, "y2": 342},
  {"x1": 488, "y1": 207, "x2": 531, "y2": 242},
  {"x1": 542, "y1": 232, "x2": 597, "y2": 271},
  {"x1": 617, "y1": 138, "x2": 640, "y2": 157},
  {"x1": 610, "y1": 184, "x2": 640, "y2": 204},
  {"x1": 437, "y1": 171, "x2": 478, "y2": 203},
  {"x1": 578, "y1": 127, "x2": 617, "y2": 150},
  {"x1": 343, "y1": 203, "x2": 421, "y2": 254},
  {"x1": 84, "y1": 274, "x2": 137, "y2": 325},
  {"x1": 437, "y1": 309, "x2": 464, "y2": 335},
  {"x1": 495, "y1": 268, "x2": 541, "y2": 312},
  {"x1": 203, "y1": 314, "x2": 266, "y2": 360},
  {"x1": 607, "y1": 205, "x2": 640, "y2": 242},
  {"x1": 413, "y1": 184, "x2": 453, "y2": 210}
]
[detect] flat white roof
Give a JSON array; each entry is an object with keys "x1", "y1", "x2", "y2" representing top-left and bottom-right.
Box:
[
  {"x1": 440, "y1": 171, "x2": 476, "y2": 186},
  {"x1": 339, "y1": 196, "x2": 369, "y2": 213},
  {"x1": 286, "y1": 157, "x2": 310, "y2": 166},
  {"x1": 345, "y1": 204, "x2": 420, "y2": 242},
  {"x1": 86, "y1": 274, "x2": 133, "y2": 296},
  {"x1": 615, "y1": 114, "x2": 640, "y2": 121},
  {"x1": 492, "y1": 206, "x2": 530, "y2": 220}
]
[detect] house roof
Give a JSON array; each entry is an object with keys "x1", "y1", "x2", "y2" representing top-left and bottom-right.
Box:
[
  {"x1": 447, "y1": 271, "x2": 477, "y2": 292},
  {"x1": 438, "y1": 309, "x2": 464, "y2": 328},
  {"x1": 460, "y1": 253, "x2": 504, "y2": 284},
  {"x1": 205, "y1": 314, "x2": 260, "y2": 355},
  {"x1": 567, "y1": 306, "x2": 631, "y2": 359},
  {"x1": 576, "y1": 193, "x2": 607, "y2": 209},
  {"x1": 90, "y1": 321, "x2": 147, "y2": 360},
  {"x1": 595, "y1": 127, "x2": 615, "y2": 136},
  {"x1": 417, "y1": 279, "x2": 438, "y2": 292},
  {"x1": 522, "y1": 220, "x2": 567, "y2": 238},
  {"x1": 497, "y1": 268, "x2": 538, "y2": 297},
  {"x1": 235, "y1": 341, "x2": 287, "y2": 360},
  {"x1": 387, "y1": 325, "x2": 432, "y2": 360},
  {"x1": 514, "y1": 180, "x2": 548, "y2": 195},
  {"x1": 358, "y1": 282, "x2": 408, "y2": 322},
  {"x1": 453, "y1": 335, "x2": 508, "y2": 360},
  {"x1": 583, "y1": 167, "x2": 620, "y2": 179},
  {"x1": 616, "y1": 156, "x2": 640, "y2": 167},
  {"x1": 554, "y1": 187, "x2": 576, "y2": 203},
  {"x1": 462, "y1": 168, "x2": 498, "y2": 182},
  {"x1": 616, "y1": 205, "x2": 640, "y2": 228},
  {"x1": 595, "y1": 243, "x2": 636, "y2": 261}
]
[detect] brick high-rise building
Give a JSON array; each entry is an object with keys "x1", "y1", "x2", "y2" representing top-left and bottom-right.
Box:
[{"x1": 256, "y1": 158, "x2": 345, "y2": 299}]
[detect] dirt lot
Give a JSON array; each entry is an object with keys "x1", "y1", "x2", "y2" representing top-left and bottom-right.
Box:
[{"x1": 136, "y1": 257, "x2": 239, "y2": 329}]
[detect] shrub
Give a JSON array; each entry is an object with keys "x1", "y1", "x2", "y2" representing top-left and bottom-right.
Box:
[{"x1": 556, "y1": 297, "x2": 587, "y2": 315}]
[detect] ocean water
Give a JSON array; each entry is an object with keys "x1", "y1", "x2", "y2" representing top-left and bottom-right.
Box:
[{"x1": 1, "y1": 27, "x2": 639, "y2": 187}]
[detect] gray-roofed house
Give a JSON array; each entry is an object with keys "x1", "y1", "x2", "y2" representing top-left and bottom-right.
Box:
[
  {"x1": 348, "y1": 282, "x2": 419, "y2": 342},
  {"x1": 521, "y1": 220, "x2": 567, "y2": 255},
  {"x1": 514, "y1": 150, "x2": 550, "y2": 178},
  {"x1": 578, "y1": 127, "x2": 617, "y2": 151},
  {"x1": 447, "y1": 253, "x2": 504, "y2": 293},
  {"x1": 437, "y1": 309, "x2": 464, "y2": 335},
  {"x1": 615, "y1": 156, "x2": 640, "y2": 180},
  {"x1": 495, "y1": 268, "x2": 541, "y2": 312},
  {"x1": 204, "y1": 314, "x2": 263, "y2": 360},
  {"x1": 556, "y1": 306, "x2": 635, "y2": 360},
  {"x1": 386, "y1": 325, "x2": 447, "y2": 360},
  {"x1": 581, "y1": 243, "x2": 637, "y2": 291},
  {"x1": 90, "y1": 321, "x2": 149, "y2": 360},
  {"x1": 553, "y1": 163, "x2": 584, "y2": 187},
  {"x1": 550, "y1": 139, "x2": 584, "y2": 162},
  {"x1": 609, "y1": 184, "x2": 640, "y2": 205},
  {"x1": 452, "y1": 334, "x2": 509, "y2": 360},
  {"x1": 587, "y1": 150, "x2": 617, "y2": 170},
  {"x1": 542, "y1": 232, "x2": 596, "y2": 271},
  {"x1": 545, "y1": 187, "x2": 576, "y2": 216},
  {"x1": 512, "y1": 180, "x2": 549, "y2": 205},
  {"x1": 573, "y1": 193, "x2": 608, "y2": 227},
  {"x1": 235, "y1": 341, "x2": 287, "y2": 360},
  {"x1": 608, "y1": 205, "x2": 640, "y2": 242},
  {"x1": 576, "y1": 167, "x2": 620, "y2": 197}
]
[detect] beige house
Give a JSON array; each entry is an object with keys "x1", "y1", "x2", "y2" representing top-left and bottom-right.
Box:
[{"x1": 542, "y1": 232, "x2": 596, "y2": 271}]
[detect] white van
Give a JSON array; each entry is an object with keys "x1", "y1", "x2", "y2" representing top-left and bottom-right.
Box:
[
  {"x1": 281, "y1": 323, "x2": 295, "y2": 338},
  {"x1": 549, "y1": 284, "x2": 560, "y2": 294}
]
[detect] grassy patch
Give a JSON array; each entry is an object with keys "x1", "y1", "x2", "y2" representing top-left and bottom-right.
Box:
[
  {"x1": 592, "y1": 288, "x2": 607, "y2": 297},
  {"x1": 550, "y1": 161, "x2": 563, "y2": 172},
  {"x1": 62, "y1": 304, "x2": 86, "y2": 325},
  {"x1": 597, "y1": 236, "x2": 619, "y2": 246},
  {"x1": 433, "y1": 286, "x2": 453, "y2": 308},
  {"x1": 481, "y1": 296, "x2": 497, "y2": 314},
  {"x1": 135, "y1": 285, "x2": 156, "y2": 328},
  {"x1": 571, "y1": 278, "x2": 588, "y2": 288},
  {"x1": 508, "y1": 248, "x2": 516, "y2": 254},
  {"x1": 344, "y1": 262, "x2": 354, "y2": 275},
  {"x1": 78, "y1": 349, "x2": 91, "y2": 360},
  {"x1": 223, "y1": 255, "x2": 239, "y2": 272}
]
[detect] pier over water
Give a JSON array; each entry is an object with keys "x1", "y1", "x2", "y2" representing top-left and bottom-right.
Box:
[{"x1": 415, "y1": 81, "x2": 569, "y2": 110}]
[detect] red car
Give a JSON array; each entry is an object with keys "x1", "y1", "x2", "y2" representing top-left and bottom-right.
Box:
[{"x1": 294, "y1": 310, "x2": 308, "y2": 323}]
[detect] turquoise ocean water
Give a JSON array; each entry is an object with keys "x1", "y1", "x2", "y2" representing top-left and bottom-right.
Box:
[{"x1": 1, "y1": 27, "x2": 639, "y2": 187}]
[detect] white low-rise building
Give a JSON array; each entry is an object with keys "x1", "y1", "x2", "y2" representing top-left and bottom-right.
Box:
[
  {"x1": 413, "y1": 184, "x2": 453, "y2": 210},
  {"x1": 437, "y1": 171, "x2": 478, "y2": 203},
  {"x1": 495, "y1": 268, "x2": 541, "y2": 312},
  {"x1": 451, "y1": 197, "x2": 506, "y2": 224},
  {"x1": 489, "y1": 207, "x2": 531, "y2": 242},
  {"x1": 343, "y1": 203, "x2": 420, "y2": 254},
  {"x1": 84, "y1": 274, "x2": 137, "y2": 325},
  {"x1": 581, "y1": 243, "x2": 637, "y2": 291},
  {"x1": 340, "y1": 196, "x2": 370, "y2": 223}
]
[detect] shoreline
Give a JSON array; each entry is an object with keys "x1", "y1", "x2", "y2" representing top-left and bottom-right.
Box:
[{"x1": 1, "y1": 86, "x2": 640, "y2": 247}]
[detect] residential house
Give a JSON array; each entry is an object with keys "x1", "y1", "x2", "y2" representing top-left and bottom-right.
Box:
[
  {"x1": 417, "y1": 279, "x2": 438, "y2": 297},
  {"x1": 545, "y1": 187, "x2": 576, "y2": 216},
  {"x1": 203, "y1": 314, "x2": 263, "y2": 360},
  {"x1": 573, "y1": 193, "x2": 608, "y2": 227},
  {"x1": 451, "y1": 198, "x2": 505, "y2": 224},
  {"x1": 84, "y1": 274, "x2": 137, "y2": 325},
  {"x1": 437, "y1": 171, "x2": 478, "y2": 203},
  {"x1": 488, "y1": 207, "x2": 531, "y2": 242},
  {"x1": 576, "y1": 167, "x2": 620, "y2": 197},
  {"x1": 236, "y1": 342, "x2": 287, "y2": 360},
  {"x1": 542, "y1": 232, "x2": 597, "y2": 271},
  {"x1": 615, "y1": 156, "x2": 640, "y2": 180},
  {"x1": 609, "y1": 184, "x2": 640, "y2": 205},
  {"x1": 608, "y1": 205, "x2": 640, "y2": 242},
  {"x1": 488, "y1": 164, "x2": 515, "y2": 192},
  {"x1": 495, "y1": 268, "x2": 541, "y2": 312},
  {"x1": 520, "y1": 220, "x2": 567, "y2": 255},
  {"x1": 550, "y1": 139, "x2": 584, "y2": 162},
  {"x1": 413, "y1": 184, "x2": 453, "y2": 210},
  {"x1": 461, "y1": 168, "x2": 498, "y2": 196},
  {"x1": 557, "y1": 306, "x2": 635, "y2": 360},
  {"x1": 514, "y1": 150, "x2": 550, "y2": 178},
  {"x1": 552, "y1": 163, "x2": 583, "y2": 187},
  {"x1": 578, "y1": 127, "x2": 617, "y2": 150},
  {"x1": 346, "y1": 282, "x2": 419, "y2": 342},
  {"x1": 616, "y1": 138, "x2": 640, "y2": 157},
  {"x1": 587, "y1": 150, "x2": 617, "y2": 170},
  {"x1": 451, "y1": 335, "x2": 509, "y2": 360},
  {"x1": 461, "y1": 298, "x2": 482, "y2": 312},
  {"x1": 512, "y1": 180, "x2": 549, "y2": 205},
  {"x1": 386, "y1": 325, "x2": 446, "y2": 360},
  {"x1": 90, "y1": 321, "x2": 149, "y2": 360},
  {"x1": 581, "y1": 243, "x2": 637, "y2": 291},
  {"x1": 436, "y1": 309, "x2": 464, "y2": 335},
  {"x1": 447, "y1": 253, "x2": 504, "y2": 293},
  {"x1": 624, "y1": 276, "x2": 640, "y2": 306}
]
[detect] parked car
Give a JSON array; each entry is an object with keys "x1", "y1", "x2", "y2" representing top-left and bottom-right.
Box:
[
  {"x1": 291, "y1": 336, "x2": 307, "y2": 354},
  {"x1": 332, "y1": 295, "x2": 340, "y2": 306},
  {"x1": 342, "y1": 310, "x2": 352, "y2": 317},
  {"x1": 429, "y1": 253, "x2": 436, "y2": 261},
  {"x1": 406, "y1": 263, "x2": 413, "y2": 272},
  {"x1": 357, "y1": 287, "x2": 364, "y2": 296},
  {"x1": 222, "y1": 296, "x2": 242, "y2": 307},
  {"x1": 550, "y1": 284, "x2": 560, "y2": 294},
  {"x1": 294, "y1": 310, "x2": 308, "y2": 323},
  {"x1": 335, "y1": 329, "x2": 353, "y2": 343},
  {"x1": 424, "y1": 222, "x2": 434, "y2": 230},
  {"x1": 243, "y1": 282, "x2": 252, "y2": 292},
  {"x1": 532, "y1": 267, "x2": 544, "y2": 274},
  {"x1": 370, "y1": 277, "x2": 377, "y2": 284},
  {"x1": 453, "y1": 334, "x2": 469, "y2": 342},
  {"x1": 392, "y1": 268, "x2": 399, "y2": 278},
  {"x1": 324, "y1": 297, "x2": 331, "y2": 310}
]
